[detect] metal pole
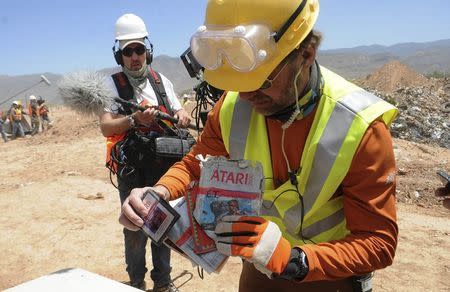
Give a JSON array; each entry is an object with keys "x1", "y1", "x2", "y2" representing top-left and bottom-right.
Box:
[{"x1": 0, "y1": 75, "x2": 52, "y2": 106}]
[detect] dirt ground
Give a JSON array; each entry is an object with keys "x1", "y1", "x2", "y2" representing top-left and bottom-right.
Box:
[{"x1": 0, "y1": 108, "x2": 449, "y2": 291}]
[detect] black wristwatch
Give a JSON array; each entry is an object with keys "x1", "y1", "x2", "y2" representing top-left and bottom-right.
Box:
[{"x1": 276, "y1": 248, "x2": 309, "y2": 281}]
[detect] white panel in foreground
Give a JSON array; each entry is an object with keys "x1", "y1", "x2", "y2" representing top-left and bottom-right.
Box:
[{"x1": 6, "y1": 268, "x2": 140, "y2": 292}]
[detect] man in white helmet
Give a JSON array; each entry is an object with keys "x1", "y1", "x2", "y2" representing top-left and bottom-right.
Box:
[
  {"x1": 119, "y1": 1, "x2": 398, "y2": 291},
  {"x1": 28, "y1": 95, "x2": 40, "y2": 135},
  {"x1": 100, "y1": 13, "x2": 190, "y2": 292}
]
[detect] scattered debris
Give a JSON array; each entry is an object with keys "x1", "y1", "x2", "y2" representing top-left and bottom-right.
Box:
[
  {"x1": 356, "y1": 61, "x2": 450, "y2": 149},
  {"x1": 77, "y1": 192, "x2": 105, "y2": 200},
  {"x1": 397, "y1": 168, "x2": 407, "y2": 175},
  {"x1": 67, "y1": 171, "x2": 80, "y2": 176}
]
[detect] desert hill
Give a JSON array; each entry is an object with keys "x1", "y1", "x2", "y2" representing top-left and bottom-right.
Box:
[{"x1": 358, "y1": 60, "x2": 431, "y2": 93}]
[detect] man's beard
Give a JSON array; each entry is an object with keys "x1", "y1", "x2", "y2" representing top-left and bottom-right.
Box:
[{"x1": 250, "y1": 86, "x2": 296, "y2": 116}]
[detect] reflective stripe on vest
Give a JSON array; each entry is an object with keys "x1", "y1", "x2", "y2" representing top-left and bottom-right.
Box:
[
  {"x1": 229, "y1": 98, "x2": 253, "y2": 160},
  {"x1": 284, "y1": 90, "x2": 386, "y2": 232},
  {"x1": 220, "y1": 66, "x2": 398, "y2": 245}
]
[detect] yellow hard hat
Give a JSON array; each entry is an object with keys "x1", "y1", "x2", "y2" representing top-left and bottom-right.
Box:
[{"x1": 199, "y1": 0, "x2": 319, "y2": 92}]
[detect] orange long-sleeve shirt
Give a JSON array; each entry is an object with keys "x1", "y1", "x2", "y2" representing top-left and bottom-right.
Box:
[{"x1": 157, "y1": 95, "x2": 398, "y2": 282}]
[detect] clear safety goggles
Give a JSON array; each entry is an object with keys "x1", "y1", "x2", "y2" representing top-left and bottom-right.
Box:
[{"x1": 190, "y1": 24, "x2": 277, "y2": 72}]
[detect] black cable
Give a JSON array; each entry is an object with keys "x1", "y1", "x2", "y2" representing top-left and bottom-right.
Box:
[
  {"x1": 261, "y1": 188, "x2": 298, "y2": 210},
  {"x1": 197, "y1": 266, "x2": 204, "y2": 280},
  {"x1": 294, "y1": 184, "x2": 316, "y2": 245},
  {"x1": 190, "y1": 81, "x2": 223, "y2": 133},
  {"x1": 109, "y1": 169, "x2": 118, "y2": 189},
  {"x1": 261, "y1": 181, "x2": 316, "y2": 245}
]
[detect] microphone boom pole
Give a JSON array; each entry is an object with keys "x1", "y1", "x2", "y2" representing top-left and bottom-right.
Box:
[{"x1": 0, "y1": 75, "x2": 52, "y2": 106}]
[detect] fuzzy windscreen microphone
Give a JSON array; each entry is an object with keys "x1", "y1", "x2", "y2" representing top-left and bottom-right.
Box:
[
  {"x1": 58, "y1": 71, "x2": 114, "y2": 116},
  {"x1": 40, "y1": 75, "x2": 51, "y2": 86},
  {"x1": 58, "y1": 70, "x2": 198, "y2": 130}
]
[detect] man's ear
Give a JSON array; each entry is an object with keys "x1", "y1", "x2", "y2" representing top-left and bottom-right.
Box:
[{"x1": 301, "y1": 45, "x2": 317, "y2": 67}]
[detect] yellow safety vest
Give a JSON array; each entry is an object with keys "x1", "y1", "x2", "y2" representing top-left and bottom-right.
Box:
[
  {"x1": 219, "y1": 66, "x2": 398, "y2": 246},
  {"x1": 12, "y1": 108, "x2": 22, "y2": 121}
]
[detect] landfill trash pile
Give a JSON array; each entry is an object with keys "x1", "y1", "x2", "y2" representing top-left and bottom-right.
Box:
[{"x1": 356, "y1": 61, "x2": 449, "y2": 149}]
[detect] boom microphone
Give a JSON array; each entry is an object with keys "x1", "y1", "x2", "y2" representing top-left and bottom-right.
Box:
[
  {"x1": 40, "y1": 75, "x2": 52, "y2": 86},
  {"x1": 58, "y1": 71, "x2": 114, "y2": 116},
  {"x1": 58, "y1": 70, "x2": 197, "y2": 130}
]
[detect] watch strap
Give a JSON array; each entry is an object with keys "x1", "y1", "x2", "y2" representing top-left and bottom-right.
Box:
[{"x1": 276, "y1": 248, "x2": 309, "y2": 281}]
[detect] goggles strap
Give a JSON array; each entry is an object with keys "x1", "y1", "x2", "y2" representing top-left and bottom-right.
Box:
[{"x1": 274, "y1": 0, "x2": 308, "y2": 43}]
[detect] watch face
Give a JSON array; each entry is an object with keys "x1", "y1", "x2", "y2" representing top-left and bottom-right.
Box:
[
  {"x1": 128, "y1": 115, "x2": 135, "y2": 127},
  {"x1": 276, "y1": 249, "x2": 309, "y2": 280}
]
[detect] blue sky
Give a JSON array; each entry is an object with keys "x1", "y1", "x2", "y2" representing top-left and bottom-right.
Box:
[{"x1": 1, "y1": 0, "x2": 449, "y2": 76}]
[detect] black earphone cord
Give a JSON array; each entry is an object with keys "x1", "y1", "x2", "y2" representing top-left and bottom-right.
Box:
[{"x1": 262, "y1": 176, "x2": 316, "y2": 245}]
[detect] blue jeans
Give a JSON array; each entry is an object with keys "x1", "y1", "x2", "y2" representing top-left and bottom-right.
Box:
[
  {"x1": 0, "y1": 123, "x2": 7, "y2": 142},
  {"x1": 118, "y1": 166, "x2": 172, "y2": 287},
  {"x1": 11, "y1": 121, "x2": 24, "y2": 138}
]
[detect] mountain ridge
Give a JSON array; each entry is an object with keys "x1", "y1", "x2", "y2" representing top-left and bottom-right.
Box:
[{"x1": 1, "y1": 38, "x2": 449, "y2": 109}]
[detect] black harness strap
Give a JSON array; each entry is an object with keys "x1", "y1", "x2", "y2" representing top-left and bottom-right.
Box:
[
  {"x1": 147, "y1": 69, "x2": 174, "y2": 116},
  {"x1": 111, "y1": 72, "x2": 134, "y2": 115},
  {"x1": 111, "y1": 68, "x2": 174, "y2": 116}
]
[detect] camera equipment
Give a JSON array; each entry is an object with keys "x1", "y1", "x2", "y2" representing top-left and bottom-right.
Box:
[
  {"x1": 180, "y1": 48, "x2": 224, "y2": 131},
  {"x1": 181, "y1": 47, "x2": 203, "y2": 79}
]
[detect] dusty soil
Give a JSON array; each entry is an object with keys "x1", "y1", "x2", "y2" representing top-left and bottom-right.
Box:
[{"x1": 1, "y1": 107, "x2": 449, "y2": 291}]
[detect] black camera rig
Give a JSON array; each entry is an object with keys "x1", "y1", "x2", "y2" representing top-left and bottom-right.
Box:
[{"x1": 180, "y1": 48, "x2": 224, "y2": 131}]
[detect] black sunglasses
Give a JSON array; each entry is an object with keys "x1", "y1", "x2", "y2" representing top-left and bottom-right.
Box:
[{"x1": 121, "y1": 44, "x2": 146, "y2": 57}]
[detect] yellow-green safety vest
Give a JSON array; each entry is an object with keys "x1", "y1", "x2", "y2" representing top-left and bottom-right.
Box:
[{"x1": 219, "y1": 66, "x2": 398, "y2": 246}]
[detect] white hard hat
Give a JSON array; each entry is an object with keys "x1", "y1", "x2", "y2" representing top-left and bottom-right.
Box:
[
  {"x1": 29, "y1": 95, "x2": 36, "y2": 100},
  {"x1": 12, "y1": 100, "x2": 19, "y2": 105},
  {"x1": 115, "y1": 13, "x2": 148, "y2": 41}
]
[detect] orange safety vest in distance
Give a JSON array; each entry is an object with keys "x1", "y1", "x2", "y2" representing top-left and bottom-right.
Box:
[
  {"x1": 39, "y1": 105, "x2": 49, "y2": 116},
  {"x1": 28, "y1": 103, "x2": 39, "y2": 117}
]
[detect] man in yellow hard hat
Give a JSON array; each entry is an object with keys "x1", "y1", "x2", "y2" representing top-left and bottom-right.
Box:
[{"x1": 119, "y1": 1, "x2": 398, "y2": 291}]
